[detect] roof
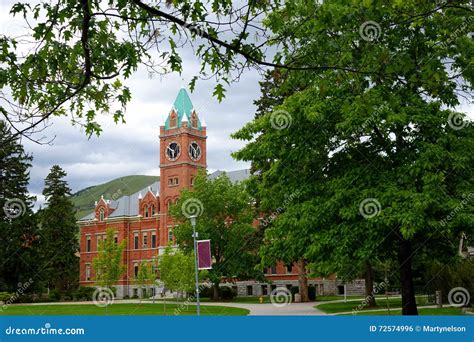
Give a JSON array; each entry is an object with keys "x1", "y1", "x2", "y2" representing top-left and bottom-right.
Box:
[
  {"x1": 78, "y1": 182, "x2": 159, "y2": 221},
  {"x1": 164, "y1": 88, "x2": 202, "y2": 130},
  {"x1": 208, "y1": 169, "x2": 251, "y2": 183},
  {"x1": 78, "y1": 170, "x2": 251, "y2": 222}
]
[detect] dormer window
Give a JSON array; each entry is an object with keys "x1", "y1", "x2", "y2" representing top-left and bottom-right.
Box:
[
  {"x1": 144, "y1": 204, "x2": 149, "y2": 218},
  {"x1": 191, "y1": 111, "x2": 198, "y2": 128},
  {"x1": 99, "y1": 208, "x2": 105, "y2": 221},
  {"x1": 169, "y1": 111, "x2": 177, "y2": 128}
]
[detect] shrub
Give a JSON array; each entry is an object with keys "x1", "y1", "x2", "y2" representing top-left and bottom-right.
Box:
[
  {"x1": 0, "y1": 292, "x2": 13, "y2": 303},
  {"x1": 73, "y1": 287, "x2": 95, "y2": 301},
  {"x1": 48, "y1": 289, "x2": 62, "y2": 301},
  {"x1": 219, "y1": 286, "x2": 237, "y2": 300}
]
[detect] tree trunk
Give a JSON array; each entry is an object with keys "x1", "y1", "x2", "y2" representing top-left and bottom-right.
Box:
[
  {"x1": 365, "y1": 261, "x2": 377, "y2": 307},
  {"x1": 212, "y1": 282, "x2": 219, "y2": 301},
  {"x1": 297, "y1": 258, "x2": 309, "y2": 302},
  {"x1": 398, "y1": 238, "x2": 418, "y2": 315}
]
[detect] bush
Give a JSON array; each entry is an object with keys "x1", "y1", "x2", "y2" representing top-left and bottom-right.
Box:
[
  {"x1": 73, "y1": 287, "x2": 95, "y2": 301},
  {"x1": 48, "y1": 289, "x2": 62, "y2": 301},
  {"x1": 0, "y1": 292, "x2": 13, "y2": 303},
  {"x1": 219, "y1": 286, "x2": 237, "y2": 300},
  {"x1": 200, "y1": 286, "x2": 212, "y2": 298}
]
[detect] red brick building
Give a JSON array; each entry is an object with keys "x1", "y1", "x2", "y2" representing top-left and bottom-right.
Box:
[{"x1": 78, "y1": 88, "x2": 364, "y2": 298}]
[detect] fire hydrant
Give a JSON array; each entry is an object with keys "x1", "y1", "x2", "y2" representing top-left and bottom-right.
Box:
[{"x1": 259, "y1": 296, "x2": 264, "y2": 304}]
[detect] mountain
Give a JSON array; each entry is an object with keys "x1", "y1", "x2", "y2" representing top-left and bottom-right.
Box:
[{"x1": 71, "y1": 175, "x2": 159, "y2": 219}]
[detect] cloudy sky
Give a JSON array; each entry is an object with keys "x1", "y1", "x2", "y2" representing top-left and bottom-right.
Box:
[
  {"x1": 0, "y1": 1, "x2": 266, "y2": 209},
  {"x1": 22, "y1": 67, "x2": 262, "y2": 207}
]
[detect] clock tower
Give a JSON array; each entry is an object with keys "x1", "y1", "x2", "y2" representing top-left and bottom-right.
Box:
[{"x1": 158, "y1": 88, "x2": 207, "y2": 246}]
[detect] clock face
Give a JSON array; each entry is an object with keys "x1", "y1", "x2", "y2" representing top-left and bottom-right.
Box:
[
  {"x1": 189, "y1": 141, "x2": 201, "y2": 160},
  {"x1": 166, "y1": 142, "x2": 181, "y2": 161},
  {"x1": 188, "y1": 141, "x2": 201, "y2": 161}
]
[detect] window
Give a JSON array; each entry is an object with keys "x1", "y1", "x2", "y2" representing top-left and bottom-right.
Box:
[
  {"x1": 97, "y1": 235, "x2": 102, "y2": 250},
  {"x1": 168, "y1": 228, "x2": 173, "y2": 243},
  {"x1": 261, "y1": 285, "x2": 268, "y2": 296},
  {"x1": 85, "y1": 264, "x2": 91, "y2": 281},
  {"x1": 99, "y1": 208, "x2": 105, "y2": 221},
  {"x1": 286, "y1": 284, "x2": 292, "y2": 290},
  {"x1": 143, "y1": 233, "x2": 148, "y2": 248},
  {"x1": 190, "y1": 177, "x2": 194, "y2": 186},
  {"x1": 271, "y1": 266, "x2": 277, "y2": 274},
  {"x1": 246, "y1": 285, "x2": 253, "y2": 296},
  {"x1": 286, "y1": 264, "x2": 293, "y2": 274},
  {"x1": 134, "y1": 264, "x2": 139, "y2": 277},
  {"x1": 168, "y1": 177, "x2": 179, "y2": 186},
  {"x1": 114, "y1": 234, "x2": 118, "y2": 244},
  {"x1": 167, "y1": 200, "x2": 172, "y2": 212},
  {"x1": 86, "y1": 236, "x2": 91, "y2": 252},
  {"x1": 271, "y1": 285, "x2": 276, "y2": 292},
  {"x1": 191, "y1": 111, "x2": 198, "y2": 128},
  {"x1": 169, "y1": 111, "x2": 177, "y2": 128},
  {"x1": 144, "y1": 205, "x2": 149, "y2": 218},
  {"x1": 151, "y1": 232, "x2": 157, "y2": 248},
  {"x1": 151, "y1": 205, "x2": 156, "y2": 216},
  {"x1": 134, "y1": 233, "x2": 139, "y2": 250}
]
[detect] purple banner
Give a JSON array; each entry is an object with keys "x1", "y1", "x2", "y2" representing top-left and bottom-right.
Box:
[{"x1": 197, "y1": 240, "x2": 212, "y2": 269}]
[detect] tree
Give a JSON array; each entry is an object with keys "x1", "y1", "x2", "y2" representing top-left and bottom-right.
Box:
[
  {"x1": 0, "y1": 120, "x2": 39, "y2": 293},
  {"x1": 39, "y1": 165, "x2": 79, "y2": 294},
  {"x1": 135, "y1": 260, "x2": 157, "y2": 301},
  {"x1": 233, "y1": 1, "x2": 474, "y2": 315},
  {"x1": 92, "y1": 228, "x2": 127, "y2": 290},
  {"x1": 3, "y1": 1, "x2": 465, "y2": 142},
  {"x1": 159, "y1": 244, "x2": 198, "y2": 297},
  {"x1": 170, "y1": 170, "x2": 262, "y2": 300}
]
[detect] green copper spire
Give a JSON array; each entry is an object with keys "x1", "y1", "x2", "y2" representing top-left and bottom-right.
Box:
[{"x1": 164, "y1": 88, "x2": 202, "y2": 130}]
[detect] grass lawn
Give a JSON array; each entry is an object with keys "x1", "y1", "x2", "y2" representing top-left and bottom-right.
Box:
[
  {"x1": 342, "y1": 307, "x2": 468, "y2": 316},
  {"x1": 316, "y1": 296, "x2": 429, "y2": 314},
  {"x1": 0, "y1": 303, "x2": 249, "y2": 316}
]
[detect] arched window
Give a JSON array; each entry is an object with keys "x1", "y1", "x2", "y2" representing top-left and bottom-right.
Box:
[
  {"x1": 99, "y1": 208, "x2": 105, "y2": 221},
  {"x1": 144, "y1": 204, "x2": 149, "y2": 218},
  {"x1": 191, "y1": 111, "x2": 198, "y2": 128},
  {"x1": 167, "y1": 199, "x2": 172, "y2": 212},
  {"x1": 151, "y1": 205, "x2": 156, "y2": 216},
  {"x1": 169, "y1": 111, "x2": 177, "y2": 128}
]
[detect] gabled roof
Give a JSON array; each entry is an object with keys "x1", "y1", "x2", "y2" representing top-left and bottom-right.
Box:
[
  {"x1": 164, "y1": 88, "x2": 202, "y2": 130},
  {"x1": 78, "y1": 181, "x2": 159, "y2": 221}
]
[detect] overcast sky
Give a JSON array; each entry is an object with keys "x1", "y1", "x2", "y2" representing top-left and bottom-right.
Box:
[{"x1": 22, "y1": 68, "x2": 261, "y2": 207}]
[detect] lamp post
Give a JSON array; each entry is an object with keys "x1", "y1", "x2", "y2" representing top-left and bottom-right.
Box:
[{"x1": 189, "y1": 215, "x2": 200, "y2": 316}]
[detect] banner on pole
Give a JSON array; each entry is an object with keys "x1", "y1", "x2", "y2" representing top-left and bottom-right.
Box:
[{"x1": 197, "y1": 239, "x2": 212, "y2": 270}]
